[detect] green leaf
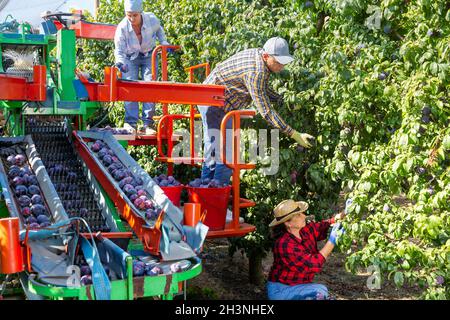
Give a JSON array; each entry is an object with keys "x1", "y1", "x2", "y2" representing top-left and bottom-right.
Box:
[{"x1": 394, "y1": 271, "x2": 404, "y2": 287}]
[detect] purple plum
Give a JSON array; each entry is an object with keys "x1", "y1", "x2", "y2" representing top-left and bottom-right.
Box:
[
  {"x1": 26, "y1": 216, "x2": 37, "y2": 224},
  {"x1": 36, "y1": 215, "x2": 50, "y2": 224},
  {"x1": 129, "y1": 194, "x2": 138, "y2": 202},
  {"x1": 28, "y1": 222, "x2": 40, "y2": 229},
  {"x1": 15, "y1": 185, "x2": 28, "y2": 196},
  {"x1": 26, "y1": 175, "x2": 38, "y2": 186},
  {"x1": 7, "y1": 155, "x2": 15, "y2": 165},
  {"x1": 31, "y1": 204, "x2": 46, "y2": 216},
  {"x1": 22, "y1": 207, "x2": 31, "y2": 216},
  {"x1": 132, "y1": 261, "x2": 145, "y2": 277},
  {"x1": 12, "y1": 176, "x2": 25, "y2": 187},
  {"x1": 145, "y1": 265, "x2": 161, "y2": 276},
  {"x1": 91, "y1": 142, "x2": 101, "y2": 152},
  {"x1": 80, "y1": 265, "x2": 91, "y2": 276},
  {"x1": 14, "y1": 154, "x2": 26, "y2": 166},
  {"x1": 28, "y1": 185, "x2": 40, "y2": 195},
  {"x1": 80, "y1": 275, "x2": 92, "y2": 286},
  {"x1": 31, "y1": 194, "x2": 43, "y2": 205},
  {"x1": 18, "y1": 195, "x2": 31, "y2": 207}
]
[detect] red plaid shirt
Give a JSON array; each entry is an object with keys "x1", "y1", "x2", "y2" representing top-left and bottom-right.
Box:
[{"x1": 268, "y1": 218, "x2": 334, "y2": 285}]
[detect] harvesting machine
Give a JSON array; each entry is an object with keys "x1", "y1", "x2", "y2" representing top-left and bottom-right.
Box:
[{"x1": 0, "y1": 11, "x2": 256, "y2": 300}]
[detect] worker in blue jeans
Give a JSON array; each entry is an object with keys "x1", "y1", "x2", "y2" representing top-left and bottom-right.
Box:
[
  {"x1": 114, "y1": 0, "x2": 172, "y2": 135},
  {"x1": 267, "y1": 199, "x2": 347, "y2": 300},
  {"x1": 197, "y1": 37, "x2": 315, "y2": 185}
]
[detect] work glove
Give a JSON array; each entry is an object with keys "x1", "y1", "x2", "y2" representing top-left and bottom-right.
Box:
[
  {"x1": 291, "y1": 130, "x2": 315, "y2": 148},
  {"x1": 114, "y1": 62, "x2": 129, "y2": 74},
  {"x1": 329, "y1": 222, "x2": 345, "y2": 245}
]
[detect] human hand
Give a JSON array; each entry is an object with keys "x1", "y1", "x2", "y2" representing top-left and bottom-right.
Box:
[
  {"x1": 115, "y1": 62, "x2": 129, "y2": 73},
  {"x1": 329, "y1": 223, "x2": 345, "y2": 245},
  {"x1": 291, "y1": 130, "x2": 315, "y2": 148}
]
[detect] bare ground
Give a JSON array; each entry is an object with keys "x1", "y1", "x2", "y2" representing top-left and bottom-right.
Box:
[{"x1": 186, "y1": 238, "x2": 423, "y2": 300}]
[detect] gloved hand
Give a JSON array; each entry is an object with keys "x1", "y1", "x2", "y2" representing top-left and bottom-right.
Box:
[
  {"x1": 291, "y1": 130, "x2": 315, "y2": 148},
  {"x1": 115, "y1": 62, "x2": 129, "y2": 73},
  {"x1": 329, "y1": 223, "x2": 345, "y2": 245}
]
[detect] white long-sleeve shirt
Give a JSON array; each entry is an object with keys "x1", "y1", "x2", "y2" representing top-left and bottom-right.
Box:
[{"x1": 114, "y1": 12, "x2": 169, "y2": 64}]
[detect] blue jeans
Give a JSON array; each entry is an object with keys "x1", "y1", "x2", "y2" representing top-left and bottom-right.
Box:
[
  {"x1": 123, "y1": 53, "x2": 156, "y2": 127},
  {"x1": 197, "y1": 105, "x2": 233, "y2": 185},
  {"x1": 266, "y1": 281, "x2": 329, "y2": 300}
]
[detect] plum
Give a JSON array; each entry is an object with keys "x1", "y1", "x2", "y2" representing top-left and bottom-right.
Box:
[
  {"x1": 122, "y1": 183, "x2": 134, "y2": 192},
  {"x1": 98, "y1": 149, "x2": 108, "y2": 160},
  {"x1": 31, "y1": 204, "x2": 46, "y2": 216},
  {"x1": 80, "y1": 265, "x2": 91, "y2": 276},
  {"x1": 12, "y1": 176, "x2": 25, "y2": 187},
  {"x1": 111, "y1": 156, "x2": 119, "y2": 163},
  {"x1": 129, "y1": 194, "x2": 138, "y2": 202},
  {"x1": 167, "y1": 176, "x2": 175, "y2": 184},
  {"x1": 159, "y1": 174, "x2": 167, "y2": 180},
  {"x1": 80, "y1": 275, "x2": 92, "y2": 286},
  {"x1": 144, "y1": 200, "x2": 153, "y2": 210},
  {"x1": 26, "y1": 216, "x2": 37, "y2": 224},
  {"x1": 18, "y1": 195, "x2": 31, "y2": 207},
  {"x1": 378, "y1": 72, "x2": 388, "y2": 80},
  {"x1": 113, "y1": 169, "x2": 127, "y2": 181},
  {"x1": 91, "y1": 142, "x2": 101, "y2": 152},
  {"x1": 20, "y1": 167, "x2": 32, "y2": 176},
  {"x1": 36, "y1": 215, "x2": 50, "y2": 224},
  {"x1": 28, "y1": 185, "x2": 40, "y2": 195},
  {"x1": 26, "y1": 175, "x2": 38, "y2": 186},
  {"x1": 421, "y1": 114, "x2": 431, "y2": 124},
  {"x1": 7, "y1": 155, "x2": 16, "y2": 165},
  {"x1": 31, "y1": 194, "x2": 43, "y2": 205},
  {"x1": 119, "y1": 177, "x2": 134, "y2": 189},
  {"x1": 132, "y1": 261, "x2": 145, "y2": 277},
  {"x1": 8, "y1": 166, "x2": 21, "y2": 178},
  {"x1": 102, "y1": 155, "x2": 113, "y2": 166},
  {"x1": 137, "y1": 189, "x2": 146, "y2": 197},
  {"x1": 28, "y1": 222, "x2": 40, "y2": 229},
  {"x1": 145, "y1": 265, "x2": 162, "y2": 276},
  {"x1": 134, "y1": 197, "x2": 146, "y2": 210},
  {"x1": 22, "y1": 207, "x2": 31, "y2": 216},
  {"x1": 422, "y1": 106, "x2": 431, "y2": 116},
  {"x1": 40, "y1": 222, "x2": 51, "y2": 228},
  {"x1": 145, "y1": 209, "x2": 158, "y2": 220},
  {"x1": 159, "y1": 179, "x2": 169, "y2": 187},
  {"x1": 15, "y1": 185, "x2": 28, "y2": 196},
  {"x1": 14, "y1": 154, "x2": 26, "y2": 166}
]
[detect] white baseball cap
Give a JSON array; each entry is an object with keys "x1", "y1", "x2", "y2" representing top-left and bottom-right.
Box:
[{"x1": 263, "y1": 37, "x2": 294, "y2": 65}]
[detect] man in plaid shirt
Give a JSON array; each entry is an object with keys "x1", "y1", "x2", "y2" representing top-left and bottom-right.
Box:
[
  {"x1": 267, "y1": 199, "x2": 347, "y2": 300},
  {"x1": 197, "y1": 37, "x2": 315, "y2": 185}
]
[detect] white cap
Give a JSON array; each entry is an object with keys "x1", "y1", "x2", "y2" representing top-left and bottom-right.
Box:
[
  {"x1": 124, "y1": 0, "x2": 143, "y2": 12},
  {"x1": 263, "y1": 37, "x2": 294, "y2": 65}
]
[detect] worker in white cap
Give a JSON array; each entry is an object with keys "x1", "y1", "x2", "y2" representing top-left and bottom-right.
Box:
[
  {"x1": 114, "y1": 0, "x2": 172, "y2": 135},
  {"x1": 197, "y1": 37, "x2": 316, "y2": 185}
]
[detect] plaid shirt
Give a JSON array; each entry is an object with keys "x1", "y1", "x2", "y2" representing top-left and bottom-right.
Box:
[
  {"x1": 204, "y1": 48, "x2": 293, "y2": 135},
  {"x1": 268, "y1": 218, "x2": 334, "y2": 285}
]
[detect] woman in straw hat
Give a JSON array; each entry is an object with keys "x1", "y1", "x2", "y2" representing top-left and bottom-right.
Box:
[{"x1": 266, "y1": 199, "x2": 346, "y2": 300}]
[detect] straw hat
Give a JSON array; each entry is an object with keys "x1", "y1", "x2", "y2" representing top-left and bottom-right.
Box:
[{"x1": 269, "y1": 199, "x2": 309, "y2": 227}]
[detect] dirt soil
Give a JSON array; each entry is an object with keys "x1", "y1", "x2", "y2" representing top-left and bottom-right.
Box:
[{"x1": 187, "y1": 238, "x2": 423, "y2": 300}]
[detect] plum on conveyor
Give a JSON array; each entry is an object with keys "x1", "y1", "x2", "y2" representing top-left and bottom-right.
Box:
[
  {"x1": 88, "y1": 139, "x2": 161, "y2": 224},
  {"x1": 0, "y1": 144, "x2": 54, "y2": 229},
  {"x1": 25, "y1": 119, "x2": 111, "y2": 233}
]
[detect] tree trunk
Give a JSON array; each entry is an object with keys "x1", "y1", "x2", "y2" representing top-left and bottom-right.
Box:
[{"x1": 248, "y1": 251, "x2": 264, "y2": 285}]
